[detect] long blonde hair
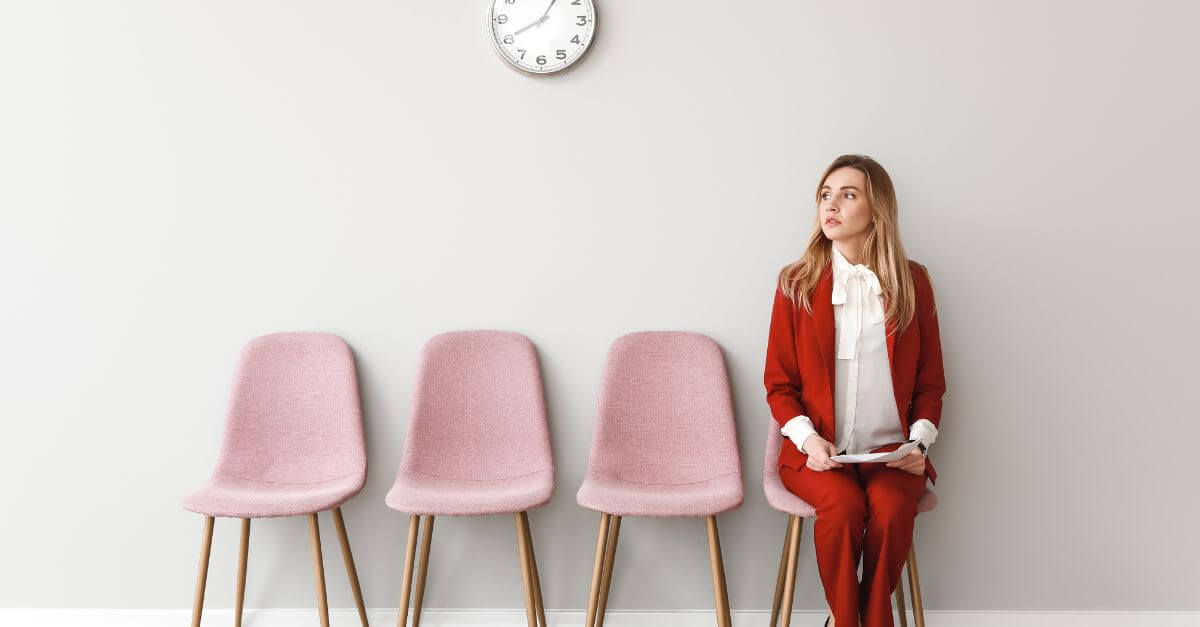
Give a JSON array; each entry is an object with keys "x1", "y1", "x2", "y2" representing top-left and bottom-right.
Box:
[{"x1": 778, "y1": 154, "x2": 930, "y2": 335}]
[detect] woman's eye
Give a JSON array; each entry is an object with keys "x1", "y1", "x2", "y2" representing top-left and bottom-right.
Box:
[{"x1": 844, "y1": 193, "x2": 855, "y2": 199}]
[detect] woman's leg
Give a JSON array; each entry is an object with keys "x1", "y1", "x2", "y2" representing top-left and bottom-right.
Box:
[
  {"x1": 779, "y1": 464, "x2": 868, "y2": 627},
  {"x1": 856, "y1": 463, "x2": 927, "y2": 627}
]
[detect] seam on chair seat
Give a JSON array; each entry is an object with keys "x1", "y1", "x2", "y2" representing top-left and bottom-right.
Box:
[
  {"x1": 213, "y1": 470, "x2": 365, "y2": 486},
  {"x1": 398, "y1": 466, "x2": 555, "y2": 482},
  {"x1": 585, "y1": 469, "x2": 741, "y2": 487}
]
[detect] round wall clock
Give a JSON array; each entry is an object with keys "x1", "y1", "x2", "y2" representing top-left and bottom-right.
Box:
[{"x1": 487, "y1": 0, "x2": 597, "y2": 76}]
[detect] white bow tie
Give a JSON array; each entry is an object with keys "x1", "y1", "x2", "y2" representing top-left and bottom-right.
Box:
[{"x1": 832, "y1": 263, "x2": 884, "y2": 360}]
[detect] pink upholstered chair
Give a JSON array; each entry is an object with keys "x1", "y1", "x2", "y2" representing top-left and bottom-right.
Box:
[
  {"x1": 385, "y1": 330, "x2": 554, "y2": 627},
  {"x1": 763, "y1": 422, "x2": 938, "y2": 627},
  {"x1": 576, "y1": 331, "x2": 744, "y2": 627},
  {"x1": 182, "y1": 332, "x2": 369, "y2": 627}
]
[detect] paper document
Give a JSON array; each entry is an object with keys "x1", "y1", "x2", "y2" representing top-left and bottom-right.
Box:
[{"x1": 830, "y1": 440, "x2": 921, "y2": 464}]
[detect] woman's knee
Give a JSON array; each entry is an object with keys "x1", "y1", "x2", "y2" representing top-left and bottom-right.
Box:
[
  {"x1": 816, "y1": 490, "x2": 868, "y2": 525},
  {"x1": 865, "y1": 493, "x2": 919, "y2": 527}
]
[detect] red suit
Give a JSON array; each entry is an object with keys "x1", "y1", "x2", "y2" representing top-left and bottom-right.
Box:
[{"x1": 764, "y1": 259, "x2": 946, "y2": 627}]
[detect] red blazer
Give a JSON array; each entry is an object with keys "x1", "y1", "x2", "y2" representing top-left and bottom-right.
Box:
[{"x1": 764, "y1": 260, "x2": 946, "y2": 485}]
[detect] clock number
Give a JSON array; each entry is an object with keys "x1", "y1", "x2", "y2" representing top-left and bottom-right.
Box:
[{"x1": 492, "y1": 0, "x2": 590, "y2": 73}]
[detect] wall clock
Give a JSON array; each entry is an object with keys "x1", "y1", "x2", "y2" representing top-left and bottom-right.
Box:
[{"x1": 488, "y1": 0, "x2": 597, "y2": 76}]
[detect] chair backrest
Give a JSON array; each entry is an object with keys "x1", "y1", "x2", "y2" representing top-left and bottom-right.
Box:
[
  {"x1": 585, "y1": 331, "x2": 741, "y2": 485},
  {"x1": 763, "y1": 417, "x2": 785, "y2": 489},
  {"x1": 213, "y1": 332, "x2": 365, "y2": 484},
  {"x1": 399, "y1": 330, "x2": 553, "y2": 481}
]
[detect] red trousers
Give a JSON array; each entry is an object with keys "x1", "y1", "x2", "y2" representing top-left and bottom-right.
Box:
[{"x1": 779, "y1": 461, "x2": 926, "y2": 627}]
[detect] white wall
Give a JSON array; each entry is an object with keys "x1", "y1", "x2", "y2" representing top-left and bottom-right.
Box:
[{"x1": 1, "y1": 0, "x2": 1197, "y2": 612}]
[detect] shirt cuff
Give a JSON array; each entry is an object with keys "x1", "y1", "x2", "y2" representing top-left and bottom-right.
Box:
[
  {"x1": 908, "y1": 419, "x2": 938, "y2": 453},
  {"x1": 781, "y1": 415, "x2": 818, "y2": 452}
]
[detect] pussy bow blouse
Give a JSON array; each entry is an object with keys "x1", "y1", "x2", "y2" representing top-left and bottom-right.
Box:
[{"x1": 779, "y1": 245, "x2": 939, "y2": 455}]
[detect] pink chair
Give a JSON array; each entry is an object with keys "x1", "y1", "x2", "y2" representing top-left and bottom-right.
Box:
[
  {"x1": 763, "y1": 422, "x2": 938, "y2": 627},
  {"x1": 577, "y1": 331, "x2": 744, "y2": 627},
  {"x1": 385, "y1": 330, "x2": 554, "y2": 627},
  {"x1": 182, "y1": 332, "x2": 369, "y2": 627}
]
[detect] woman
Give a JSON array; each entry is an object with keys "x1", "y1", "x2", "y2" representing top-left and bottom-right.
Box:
[{"x1": 763, "y1": 154, "x2": 947, "y2": 627}]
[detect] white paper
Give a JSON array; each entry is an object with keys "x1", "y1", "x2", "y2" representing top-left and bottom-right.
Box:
[{"x1": 830, "y1": 440, "x2": 921, "y2": 464}]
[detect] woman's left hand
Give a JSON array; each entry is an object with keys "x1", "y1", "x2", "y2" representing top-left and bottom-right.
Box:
[{"x1": 885, "y1": 449, "x2": 925, "y2": 475}]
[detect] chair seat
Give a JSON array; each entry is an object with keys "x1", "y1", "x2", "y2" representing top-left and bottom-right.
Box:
[
  {"x1": 764, "y1": 468, "x2": 939, "y2": 517},
  {"x1": 576, "y1": 470, "x2": 744, "y2": 517},
  {"x1": 182, "y1": 472, "x2": 366, "y2": 518},
  {"x1": 764, "y1": 473, "x2": 819, "y2": 518},
  {"x1": 917, "y1": 489, "x2": 938, "y2": 513},
  {"x1": 385, "y1": 467, "x2": 554, "y2": 516}
]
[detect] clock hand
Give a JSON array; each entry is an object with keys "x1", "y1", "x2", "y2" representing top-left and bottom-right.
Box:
[
  {"x1": 513, "y1": 15, "x2": 548, "y2": 36},
  {"x1": 513, "y1": 0, "x2": 558, "y2": 36}
]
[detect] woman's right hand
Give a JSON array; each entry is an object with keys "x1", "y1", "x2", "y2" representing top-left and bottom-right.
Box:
[{"x1": 802, "y1": 434, "x2": 844, "y2": 471}]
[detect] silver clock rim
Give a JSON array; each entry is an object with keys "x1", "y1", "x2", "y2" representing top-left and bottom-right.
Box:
[{"x1": 485, "y1": 0, "x2": 597, "y2": 77}]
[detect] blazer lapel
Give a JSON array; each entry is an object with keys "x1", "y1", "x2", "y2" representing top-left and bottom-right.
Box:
[
  {"x1": 811, "y1": 262, "x2": 837, "y2": 421},
  {"x1": 885, "y1": 301, "x2": 904, "y2": 428},
  {"x1": 885, "y1": 304, "x2": 897, "y2": 378}
]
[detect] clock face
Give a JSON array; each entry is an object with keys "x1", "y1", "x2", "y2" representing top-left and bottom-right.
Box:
[{"x1": 488, "y1": 0, "x2": 596, "y2": 76}]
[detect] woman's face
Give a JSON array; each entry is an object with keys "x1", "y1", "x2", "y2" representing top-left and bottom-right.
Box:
[{"x1": 818, "y1": 167, "x2": 872, "y2": 243}]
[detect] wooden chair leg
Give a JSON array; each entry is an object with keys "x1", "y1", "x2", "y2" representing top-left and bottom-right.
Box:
[
  {"x1": 235, "y1": 518, "x2": 250, "y2": 627},
  {"x1": 895, "y1": 570, "x2": 909, "y2": 627},
  {"x1": 308, "y1": 513, "x2": 331, "y2": 627},
  {"x1": 595, "y1": 514, "x2": 622, "y2": 627},
  {"x1": 397, "y1": 514, "x2": 421, "y2": 627},
  {"x1": 769, "y1": 515, "x2": 794, "y2": 627},
  {"x1": 906, "y1": 543, "x2": 926, "y2": 627},
  {"x1": 515, "y1": 512, "x2": 538, "y2": 627},
  {"x1": 190, "y1": 516, "x2": 215, "y2": 627},
  {"x1": 705, "y1": 515, "x2": 732, "y2": 627},
  {"x1": 331, "y1": 507, "x2": 369, "y2": 627},
  {"x1": 778, "y1": 515, "x2": 803, "y2": 627},
  {"x1": 519, "y1": 511, "x2": 548, "y2": 627},
  {"x1": 412, "y1": 515, "x2": 435, "y2": 627},
  {"x1": 584, "y1": 513, "x2": 612, "y2": 627}
]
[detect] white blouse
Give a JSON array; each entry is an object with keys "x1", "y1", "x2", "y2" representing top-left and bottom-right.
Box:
[{"x1": 780, "y1": 245, "x2": 938, "y2": 455}]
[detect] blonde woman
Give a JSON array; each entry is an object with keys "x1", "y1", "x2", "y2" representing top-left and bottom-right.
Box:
[{"x1": 763, "y1": 154, "x2": 947, "y2": 627}]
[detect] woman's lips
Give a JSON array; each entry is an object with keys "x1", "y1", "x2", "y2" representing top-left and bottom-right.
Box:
[{"x1": 825, "y1": 218, "x2": 841, "y2": 226}]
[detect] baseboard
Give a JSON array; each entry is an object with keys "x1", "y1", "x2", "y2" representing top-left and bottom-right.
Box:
[{"x1": 2, "y1": 608, "x2": 1199, "y2": 626}]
